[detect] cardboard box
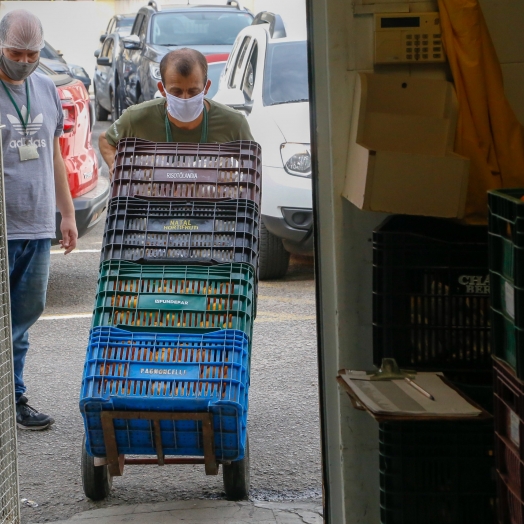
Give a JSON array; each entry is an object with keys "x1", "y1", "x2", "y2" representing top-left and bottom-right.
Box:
[{"x1": 343, "y1": 73, "x2": 470, "y2": 217}]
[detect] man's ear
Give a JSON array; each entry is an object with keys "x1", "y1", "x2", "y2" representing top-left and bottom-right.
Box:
[
  {"x1": 157, "y1": 81, "x2": 167, "y2": 97},
  {"x1": 204, "y1": 79, "x2": 211, "y2": 96}
]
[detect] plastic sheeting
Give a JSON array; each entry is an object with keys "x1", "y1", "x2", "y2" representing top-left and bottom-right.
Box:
[{"x1": 438, "y1": 0, "x2": 524, "y2": 224}]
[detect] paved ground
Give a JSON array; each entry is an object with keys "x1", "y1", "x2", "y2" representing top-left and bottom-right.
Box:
[
  {"x1": 42, "y1": 500, "x2": 324, "y2": 523},
  {"x1": 17, "y1": 121, "x2": 321, "y2": 523}
]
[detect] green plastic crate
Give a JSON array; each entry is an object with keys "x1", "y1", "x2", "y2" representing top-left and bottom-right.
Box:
[
  {"x1": 489, "y1": 189, "x2": 524, "y2": 377},
  {"x1": 92, "y1": 261, "x2": 255, "y2": 338}
]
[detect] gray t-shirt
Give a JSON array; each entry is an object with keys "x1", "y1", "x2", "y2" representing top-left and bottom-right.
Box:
[{"x1": 0, "y1": 71, "x2": 63, "y2": 240}]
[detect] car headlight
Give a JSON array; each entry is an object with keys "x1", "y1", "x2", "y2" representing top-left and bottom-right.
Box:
[
  {"x1": 69, "y1": 65, "x2": 89, "y2": 79},
  {"x1": 280, "y1": 143, "x2": 312, "y2": 177},
  {"x1": 149, "y1": 62, "x2": 161, "y2": 80}
]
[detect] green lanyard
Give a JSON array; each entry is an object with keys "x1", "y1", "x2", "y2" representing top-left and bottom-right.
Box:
[
  {"x1": 165, "y1": 104, "x2": 208, "y2": 144},
  {"x1": 1, "y1": 79, "x2": 30, "y2": 140}
]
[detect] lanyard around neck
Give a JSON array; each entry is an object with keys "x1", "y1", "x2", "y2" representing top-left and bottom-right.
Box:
[
  {"x1": 165, "y1": 104, "x2": 208, "y2": 144},
  {"x1": 1, "y1": 79, "x2": 30, "y2": 135}
]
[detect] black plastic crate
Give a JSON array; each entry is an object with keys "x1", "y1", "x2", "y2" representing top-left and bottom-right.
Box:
[
  {"x1": 101, "y1": 197, "x2": 259, "y2": 266},
  {"x1": 373, "y1": 215, "x2": 491, "y2": 373},
  {"x1": 489, "y1": 189, "x2": 524, "y2": 377},
  {"x1": 380, "y1": 420, "x2": 495, "y2": 524},
  {"x1": 112, "y1": 138, "x2": 261, "y2": 206}
]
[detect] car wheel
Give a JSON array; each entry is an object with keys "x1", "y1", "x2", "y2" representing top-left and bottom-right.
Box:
[
  {"x1": 95, "y1": 89, "x2": 109, "y2": 122},
  {"x1": 259, "y1": 220, "x2": 290, "y2": 280},
  {"x1": 110, "y1": 90, "x2": 117, "y2": 121}
]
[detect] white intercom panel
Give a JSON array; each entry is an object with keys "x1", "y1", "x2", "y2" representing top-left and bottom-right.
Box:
[{"x1": 374, "y1": 12, "x2": 446, "y2": 65}]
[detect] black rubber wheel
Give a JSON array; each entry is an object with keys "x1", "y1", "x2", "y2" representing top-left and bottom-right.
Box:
[
  {"x1": 223, "y1": 434, "x2": 250, "y2": 501},
  {"x1": 94, "y1": 90, "x2": 109, "y2": 122},
  {"x1": 259, "y1": 220, "x2": 290, "y2": 280},
  {"x1": 110, "y1": 90, "x2": 116, "y2": 121},
  {"x1": 81, "y1": 434, "x2": 112, "y2": 501}
]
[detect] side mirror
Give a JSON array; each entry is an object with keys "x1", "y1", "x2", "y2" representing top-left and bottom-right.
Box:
[
  {"x1": 99, "y1": 34, "x2": 107, "y2": 43},
  {"x1": 217, "y1": 88, "x2": 252, "y2": 113},
  {"x1": 122, "y1": 35, "x2": 142, "y2": 50},
  {"x1": 57, "y1": 50, "x2": 63, "y2": 57},
  {"x1": 97, "y1": 57, "x2": 111, "y2": 66},
  {"x1": 94, "y1": 49, "x2": 100, "y2": 58}
]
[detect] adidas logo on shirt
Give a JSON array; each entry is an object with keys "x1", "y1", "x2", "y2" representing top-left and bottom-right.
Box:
[{"x1": 6, "y1": 105, "x2": 47, "y2": 149}]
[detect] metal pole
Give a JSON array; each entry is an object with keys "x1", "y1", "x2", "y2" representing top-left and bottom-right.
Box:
[{"x1": 0, "y1": 114, "x2": 21, "y2": 524}]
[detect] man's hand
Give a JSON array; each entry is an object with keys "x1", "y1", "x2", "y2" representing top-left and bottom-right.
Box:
[{"x1": 59, "y1": 216, "x2": 78, "y2": 254}]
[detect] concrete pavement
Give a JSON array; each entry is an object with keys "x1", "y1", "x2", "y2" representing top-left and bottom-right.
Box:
[{"x1": 40, "y1": 500, "x2": 324, "y2": 523}]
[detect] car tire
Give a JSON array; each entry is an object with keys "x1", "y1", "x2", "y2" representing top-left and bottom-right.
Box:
[
  {"x1": 95, "y1": 90, "x2": 109, "y2": 122},
  {"x1": 110, "y1": 90, "x2": 117, "y2": 122},
  {"x1": 259, "y1": 220, "x2": 290, "y2": 280}
]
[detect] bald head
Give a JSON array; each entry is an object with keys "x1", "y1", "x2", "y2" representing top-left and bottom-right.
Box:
[
  {"x1": 0, "y1": 10, "x2": 44, "y2": 51},
  {"x1": 160, "y1": 48, "x2": 208, "y2": 87}
]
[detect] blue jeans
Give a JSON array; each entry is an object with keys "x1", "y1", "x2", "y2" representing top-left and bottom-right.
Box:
[{"x1": 8, "y1": 239, "x2": 51, "y2": 401}]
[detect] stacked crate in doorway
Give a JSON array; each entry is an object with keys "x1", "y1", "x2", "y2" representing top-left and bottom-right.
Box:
[
  {"x1": 79, "y1": 138, "x2": 261, "y2": 501},
  {"x1": 373, "y1": 215, "x2": 496, "y2": 524}
]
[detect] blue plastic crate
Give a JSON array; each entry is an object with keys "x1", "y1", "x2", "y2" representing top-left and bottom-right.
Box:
[{"x1": 80, "y1": 327, "x2": 249, "y2": 461}]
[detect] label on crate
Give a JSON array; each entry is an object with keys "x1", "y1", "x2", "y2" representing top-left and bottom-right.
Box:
[
  {"x1": 154, "y1": 169, "x2": 216, "y2": 182},
  {"x1": 509, "y1": 409, "x2": 520, "y2": 447},
  {"x1": 505, "y1": 280, "x2": 515, "y2": 319},
  {"x1": 148, "y1": 217, "x2": 213, "y2": 232},
  {"x1": 137, "y1": 294, "x2": 207, "y2": 311},
  {"x1": 128, "y1": 362, "x2": 200, "y2": 380},
  {"x1": 452, "y1": 272, "x2": 490, "y2": 295}
]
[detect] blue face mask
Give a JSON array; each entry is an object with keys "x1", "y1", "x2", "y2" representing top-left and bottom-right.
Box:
[{"x1": 163, "y1": 86, "x2": 205, "y2": 123}]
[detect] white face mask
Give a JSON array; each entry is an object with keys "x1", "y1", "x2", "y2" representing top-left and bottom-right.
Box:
[{"x1": 164, "y1": 86, "x2": 205, "y2": 123}]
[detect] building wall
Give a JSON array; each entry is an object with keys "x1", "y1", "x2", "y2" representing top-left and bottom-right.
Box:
[
  {"x1": 0, "y1": 1, "x2": 114, "y2": 85},
  {"x1": 309, "y1": 0, "x2": 524, "y2": 522}
]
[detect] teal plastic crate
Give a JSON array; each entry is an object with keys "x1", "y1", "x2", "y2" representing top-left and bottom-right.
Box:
[{"x1": 92, "y1": 261, "x2": 255, "y2": 338}]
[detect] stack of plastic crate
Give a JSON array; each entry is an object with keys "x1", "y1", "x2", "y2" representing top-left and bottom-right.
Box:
[
  {"x1": 373, "y1": 215, "x2": 496, "y2": 524},
  {"x1": 79, "y1": 139, "x2": 261, "y2": 481},
  {"x1": 488, "y1": 188, "x2": 524, "y2": 523}
]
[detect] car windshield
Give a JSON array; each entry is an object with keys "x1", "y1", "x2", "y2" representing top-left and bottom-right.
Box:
[
  {"x1": 207, "y1": 61, "x2": 226, "y2": 99},
  {"x1": 116, "y1": 18, "x2": 134, "y2": 30},
  {"x1": 151, "y1": 11, "x2": 252, "y2": 46},
  {"x1": 263, "y1": 41, "x2": 309, "y2": 106},
  {"x1": 37, "y1": 63, "x2": 56, "y2": 76},
  {"x1": 41, "y1": 41, "x2": 62, "y2": 61}
]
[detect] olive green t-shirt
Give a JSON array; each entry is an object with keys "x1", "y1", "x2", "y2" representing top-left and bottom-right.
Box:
[{"x1": 105, "y1": 97, "x2": 253, "y2": 146}]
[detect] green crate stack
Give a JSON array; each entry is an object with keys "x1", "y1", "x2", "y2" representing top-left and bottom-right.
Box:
[
  {"x1": 488, "y1": 188, "x2": 524, "y2": 523},
  {"x1": 488, "y1": 189, "x2": 524, "y2": 377}
]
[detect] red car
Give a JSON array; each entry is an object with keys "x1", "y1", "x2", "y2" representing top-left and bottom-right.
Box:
[{"x1": 38, "y1": 62, "x2": 109, "y2": 241}]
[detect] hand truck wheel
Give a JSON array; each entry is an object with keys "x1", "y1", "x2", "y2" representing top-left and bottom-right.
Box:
[
  {"x1": 81, "y1": 433, "x2": 113, "y2": 500},
  {"x1": 222, "y1": 433, "x2": 250, "y2": 501}
]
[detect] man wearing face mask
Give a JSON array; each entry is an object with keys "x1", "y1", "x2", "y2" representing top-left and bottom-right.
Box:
[
  {"x1": 99, "y1": 48, "x2": 253, "y2": 171},
  {"x1": 0, "y1": 10, "x2": 78, "y2": 430}
]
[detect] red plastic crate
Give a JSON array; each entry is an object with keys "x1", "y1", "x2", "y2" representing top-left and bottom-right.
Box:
[
  {"x1": 497, "y1": 434, "x2": 524, "y2": 499},
  {"x1": 494, "y1": 358, "x2": 524, "y2": 457},
  {"x1": 498, "y1": 472, "x2": 524, "y2": 524}
]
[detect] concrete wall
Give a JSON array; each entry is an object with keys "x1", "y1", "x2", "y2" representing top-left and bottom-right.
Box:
[{"x1": 308, "y1": 0, "x2": 524, "y2": 522}]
